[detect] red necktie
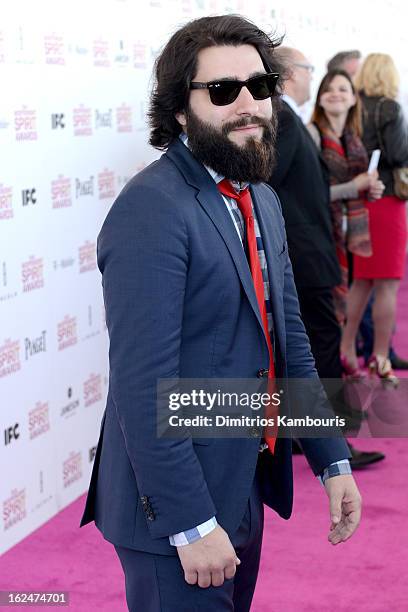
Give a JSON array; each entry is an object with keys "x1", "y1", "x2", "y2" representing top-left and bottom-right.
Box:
[{"x1": 218, "y1": 179, "x2": 278, "y2": 453}]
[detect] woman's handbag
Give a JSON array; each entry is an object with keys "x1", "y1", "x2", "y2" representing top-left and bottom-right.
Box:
[{"x1": 374, "y1": 97, "x2": 408, "y2": 200}]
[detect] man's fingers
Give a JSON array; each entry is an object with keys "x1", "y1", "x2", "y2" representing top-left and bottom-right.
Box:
[
  {"x1": 329, "y1": 493, "x2": 343, "y2": 525},
  {"x1": 184, "y1": 570, "x2": 198, "y2": 585},
  {"x1": 211, "y1": 569, "x2": 225, "y2": 587},
  {"x1": 224, "y1": 560, "x2": 238, "y2": 580},
  {"x1": 328, "y1": 510, "x2": 360, "y2": 545},
  {"x1": 197, "y1": 570, "x2": 212, "y2": 588}
]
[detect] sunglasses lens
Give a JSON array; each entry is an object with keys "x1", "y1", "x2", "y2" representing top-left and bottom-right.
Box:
[
  {"x1": 209, "y1": 82, "x2": 241, "y2": 106},
  {"x1": 248, "y1": 75, "x2": 278, "y2": 100}
]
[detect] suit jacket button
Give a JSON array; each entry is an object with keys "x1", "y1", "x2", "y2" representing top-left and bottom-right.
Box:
[
  {"x1": 147, "y1": 510, "x2": 155, "y2": 521},
  {"x1": 257, "y1": 368, "x2": 269, "y2": 378}
]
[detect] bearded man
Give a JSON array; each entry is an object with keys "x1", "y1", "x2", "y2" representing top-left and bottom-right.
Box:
[{"x1": 80, "y1": 15, "x2": 362, "y2": 612}]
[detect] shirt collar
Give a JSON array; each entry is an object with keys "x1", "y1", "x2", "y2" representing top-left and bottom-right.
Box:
[
  {"x1": 281, "y1": 94, "x2": 301, "y2": 116},
  {"x1": 179, "y1": 132, "x2": 248, "y2": 193}
]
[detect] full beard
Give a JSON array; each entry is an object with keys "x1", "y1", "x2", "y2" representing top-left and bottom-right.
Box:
[{"x1": 185, "y1": 107, "x2": 277, "y2": 184}]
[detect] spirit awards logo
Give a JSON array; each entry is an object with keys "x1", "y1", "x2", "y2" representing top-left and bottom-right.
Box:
[
  {"x1": 60, "y1": 387, "x2": 80, "y2": 419},
  {"x1": 22, "y1": 188, "x2": 36, "y2": 206},
  {"x1": 44, "y1": 33, "x2": 65, "y2": 65},
  {"x1": 0, "y1": 184, "x2": 13, "y2": 220},
  {"x1": 57, "y1": 316, "x2": 78, "y2": 351},
  {"x1": 0, "y1": 339, "x2": 20, "y2": 378},
  {"x1": 22, "y1": 256, "x2": 44, "y2": 292},
  {"x1": 84, "y1": 373, "x2": 102, "y2": 407},
  {"x1": 79, "y1": 241, "x2": 96, "y2": 273},
  {"x1": 25, "y1": 330, "x2": 46, "y2": 360},
  {"x1": 133, "y1": 42, "x2": 147, "y2": 69},
  {"x1": 15, "y1": 107, "x2": 38, "y2": 141},
  {"x1": 51, "y1": 175, "x2": 72, "y2": 208},
  {"x1": 98, "y1": 169, "x2": 115, "y2": 200},
  {"x1": 3, "y1": 489, "x2": 26, "y2": 531},
  {"x1": 73, "y1": 105, "x2": 92, "y2": 137},
  {"x1": 28, "y1": 401, "x2": 50, "y2": 440},
  {"x1": 93, "y1": 39, "x2": 110, "y2": 67},
  {"x1": 76, "y1": 176, "x2": 94, "y2": 198},
  {"x1": 63, "y1": 452, "x2": 82, "y2": 488},
  {"x1": 95, "y1": 109, "x2": 112, "y2": 129},
  {"x1": 116, "y1": 104, "x2": 132, "y2": 133}
]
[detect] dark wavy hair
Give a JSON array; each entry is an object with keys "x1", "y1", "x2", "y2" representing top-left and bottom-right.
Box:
[
  {"x1": 148, "y1": 15, "x2": 284, "y2": 150},
  {"x1": 311, "y1": 69, "x2": 362, "y2": 137}
]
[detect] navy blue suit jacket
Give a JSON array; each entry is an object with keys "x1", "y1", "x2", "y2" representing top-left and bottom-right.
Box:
[{"x1": 80, "y1": 138, "x2": 349, "y2": 555}]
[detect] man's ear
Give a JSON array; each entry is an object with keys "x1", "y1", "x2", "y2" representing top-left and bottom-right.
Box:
[{"x1": 175, "y1": 111, "x2": 187, "y2": 127}]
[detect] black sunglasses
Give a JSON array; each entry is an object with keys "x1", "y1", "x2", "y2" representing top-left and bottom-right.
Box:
[{"x1": 190, "y1": 72, "x2": 279, "y2": 106}]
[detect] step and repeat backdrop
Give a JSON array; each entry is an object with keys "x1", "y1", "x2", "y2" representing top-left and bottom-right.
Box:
[{"x1": 1, "y1": 0, "x2": 407, "y2": 554}]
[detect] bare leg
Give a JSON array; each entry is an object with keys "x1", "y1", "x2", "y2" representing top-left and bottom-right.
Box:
[
  {"x1": 372, "y1": 279, "x2": 400, "y2": 358},
  {"x1": 340, "y1": 279, "x2": 373, "y2": 366}
]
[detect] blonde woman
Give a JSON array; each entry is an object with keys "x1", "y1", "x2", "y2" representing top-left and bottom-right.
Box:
[{"x1": 340, "y1": 54, "x2": 408, "y2": 384}]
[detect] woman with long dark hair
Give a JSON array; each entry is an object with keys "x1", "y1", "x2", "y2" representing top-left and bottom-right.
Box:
[{"x1": 307, "y1": 69, "x2": 384, "y2": 376}]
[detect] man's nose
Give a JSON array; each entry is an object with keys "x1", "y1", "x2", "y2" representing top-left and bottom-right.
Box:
[{"x1": 234, "y1": 85, "x2": 260, "y2": 114}]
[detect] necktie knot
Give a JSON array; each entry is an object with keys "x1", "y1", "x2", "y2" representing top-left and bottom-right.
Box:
[{"x1": 217, "y1": 179, "x2": 252, "y2": 221}]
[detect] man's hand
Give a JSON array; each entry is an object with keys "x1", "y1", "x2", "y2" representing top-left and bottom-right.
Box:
[
  {"x1": 324, "y1": 474, "x2": 362, "y2": 545},
  {"x1": 177, "y1": 525, "x2": 240, "y2": 588}
]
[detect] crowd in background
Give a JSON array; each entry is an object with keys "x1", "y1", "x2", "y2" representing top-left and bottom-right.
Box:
[{"x1": 268, "y1": 47, "x2": 408, "y2": 468}]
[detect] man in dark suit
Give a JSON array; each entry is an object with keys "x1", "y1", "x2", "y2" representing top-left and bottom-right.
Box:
[
  {"x1": 81, "y1": 19, "x2": 361, "y2": 611},
  {"x1": 268, "y1": 46, "x2": 385, "y2": 467}
]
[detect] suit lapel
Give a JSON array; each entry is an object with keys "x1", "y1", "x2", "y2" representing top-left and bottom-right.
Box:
[
  {"x1": 250, "y1": 185, "x2": 285, "y2": 363},
  {"x1": 166, "y1": 140, "x2": 267, "y2": 341}
]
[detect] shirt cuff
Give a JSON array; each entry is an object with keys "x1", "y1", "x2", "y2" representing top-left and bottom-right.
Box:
[
  {"x1": 169, "y1": 516, "x2": 218, "y2": 547},
  {"x1": 318, "y1": 459, "x2": 352, "y2": 486}
]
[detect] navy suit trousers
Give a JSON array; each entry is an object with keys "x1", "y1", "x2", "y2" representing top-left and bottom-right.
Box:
[{"x1": 114, "y1": 470, "x2": 264, "y2": 612}]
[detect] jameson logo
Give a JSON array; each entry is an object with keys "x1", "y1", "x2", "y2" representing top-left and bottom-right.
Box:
[
  {"x1": 28, "y1": 401, "x2": 50, "y2": 440},
  {"x1": 0, "y1": 184, "x2": 13, "y2": 220},
  {"x1": 3, "y1": 488, "x2": 26, "y2": 531},
  {"x1": 116, "y1": 104, "x2": 132, "y2": 133},
  {"x1": 93, "y1": 39, "x2": 110, "y2": 67},
  {"x1": 84, "y1": 373, "x2": 102, "y2": 407},
  {"x1": 79, "y1": 241, "x2": 96, "y2": 273},
  {"x1": 44, "y1": 33, "x2": 65, "y2": 65},
  {"x1": 63, "y1": 452, "x2": 82, "y2": 488},
  {"x1": 22, "y1": 256, "x2": 44, "y2": 292},
  {"x1": 51, "y1": 175, "x2": 72, "y2": 208},
  {"x1": 0, "y1": 339, "x2": 21, "y2": 378},
  {"x1": 57, "y1": 315, "x2": 77, "y2": 351},
  {"x1": 98, "y1": 169, "x2": 115, "y2": 199},
  {"x1": 15, "y1": 107, "x2": 38, "y2": 141},
  {"x1": 73, "y1": 105, "x2": 92, "y2": 137}
]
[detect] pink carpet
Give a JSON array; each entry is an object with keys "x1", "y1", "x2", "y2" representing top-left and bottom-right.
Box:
[{"x1": 1, "y1": 266, "x2": 407, "y2": 611}]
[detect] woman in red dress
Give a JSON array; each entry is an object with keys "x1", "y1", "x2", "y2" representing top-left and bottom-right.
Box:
[{"x1": 340, "y1": 54, "x2": 408, "y2": 384}]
